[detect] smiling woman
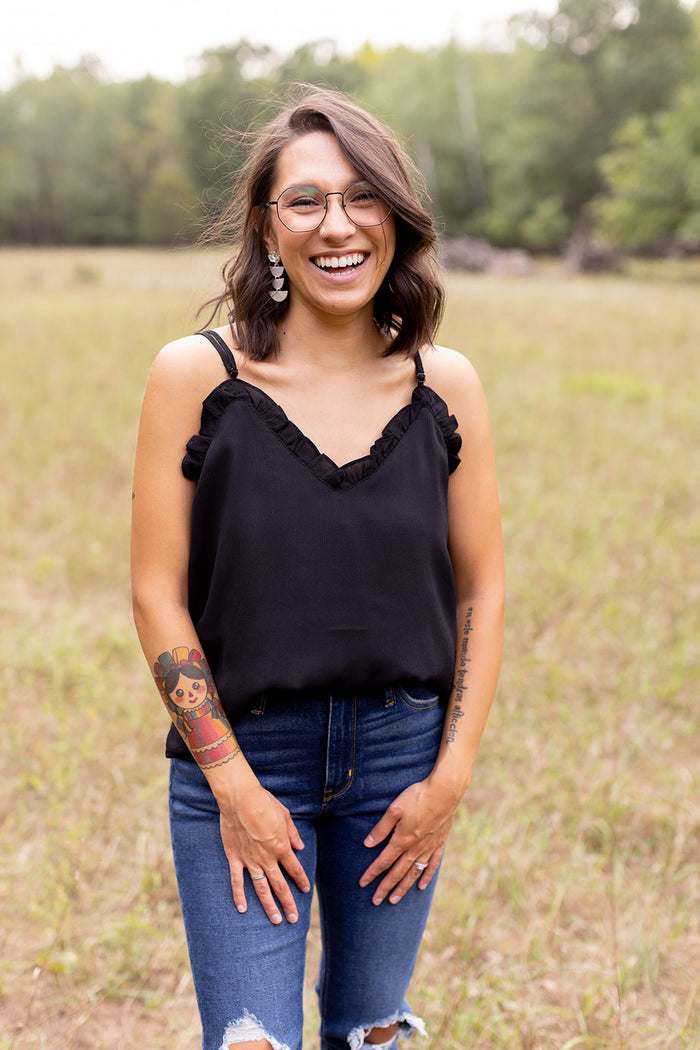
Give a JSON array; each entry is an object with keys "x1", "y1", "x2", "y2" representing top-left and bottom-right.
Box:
[
  {"x1": 130, "y1": 85, "x2": 504, "y2": 1050},
  {"x1": 260, "y1": 130, "x2": 397, "y2": 328},
  {"x1": 200, "y1": 86, "x2": 444, "y2": 362}
]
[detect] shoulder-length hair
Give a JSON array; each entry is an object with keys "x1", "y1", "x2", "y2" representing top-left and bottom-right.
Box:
[{"x1": 200, "y1": 85, "x2": 444, "y2": 360}]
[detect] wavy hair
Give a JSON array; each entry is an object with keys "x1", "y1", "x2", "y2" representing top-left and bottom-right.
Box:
[{"x1": 199, "y1": 85, "x2": 444, "y2": 360}]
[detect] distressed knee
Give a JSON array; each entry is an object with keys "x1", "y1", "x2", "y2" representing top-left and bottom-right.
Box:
[
  {"x1": 347, "y1": 1009, "x2": 427, "y2": 1050},
  {"x1": 364, "y1": 1021, "x2": 399, "y2": 1048},
  {"x1": 222, "y1": 1009, "x2": 289, "y2": 1050}
]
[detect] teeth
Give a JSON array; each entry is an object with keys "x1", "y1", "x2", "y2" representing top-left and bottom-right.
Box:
[{"x1": 314, "y1": 253, "x2": 365, "y2": 270}]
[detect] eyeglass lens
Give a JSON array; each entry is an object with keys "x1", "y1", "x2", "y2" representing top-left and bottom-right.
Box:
[{"x1": 274, "y1": 182, "x2": 391, "y2": 231}]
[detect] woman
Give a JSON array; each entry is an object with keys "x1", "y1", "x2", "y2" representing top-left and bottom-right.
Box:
[{"x1": 131, "y1": 86, "x2": 504, "y2": 1050}]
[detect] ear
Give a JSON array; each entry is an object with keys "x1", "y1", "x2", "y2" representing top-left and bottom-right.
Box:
[
  {"x1": 253, "y1": 204, "x2": 277, "y2": 257},
  {"x1": 263, "y1": 228, "x2": 279, "y2": 257}
]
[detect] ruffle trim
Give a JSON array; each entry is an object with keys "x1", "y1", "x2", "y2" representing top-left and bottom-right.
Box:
[{"x1": 182, "y1": 378, "x2": 461, "y2": 491}]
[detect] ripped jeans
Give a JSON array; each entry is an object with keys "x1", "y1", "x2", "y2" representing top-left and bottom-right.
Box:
[{"x1": 169, "y1": 685, "x2": 445, "y2": 1050}]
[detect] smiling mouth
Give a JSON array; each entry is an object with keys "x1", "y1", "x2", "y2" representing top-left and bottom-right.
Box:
[{"x1": 312, "y1": 252, "x2": 366, "y2": 271}]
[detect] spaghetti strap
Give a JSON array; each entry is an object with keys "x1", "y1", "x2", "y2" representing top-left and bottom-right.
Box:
[
  {"x1": 415, "y1": 352, "x2": 426, "y2": 385},
  {"x1": 199, "y1": 330, "x2": 239, "y2": 378}
]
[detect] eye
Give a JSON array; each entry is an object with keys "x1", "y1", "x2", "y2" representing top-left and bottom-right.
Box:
[
  {"x1": 175, "y1": 688, "x2": 184, "y2": 698},
  {"x1": 280, "y1": 186, "x2": 324, "y2": 210},
  {"x1": 192, "y1": 681, "x2": 201, "y2": 690},
  {"x1": 346, "y1": 182, "x2": 382, "y2": 204}
]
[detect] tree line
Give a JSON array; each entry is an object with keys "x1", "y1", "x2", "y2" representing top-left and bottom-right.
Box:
[{"x1": 2, "y1": 0, "x2": 699, "y2": 253}]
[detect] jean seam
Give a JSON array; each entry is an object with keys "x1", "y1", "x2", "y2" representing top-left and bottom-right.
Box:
[
  {"x1": 321, "y1": 697, "x2": 357, "y2": 808},
  {"x1": 395, "y1": 685, "x2": 440, "y2": 710}
]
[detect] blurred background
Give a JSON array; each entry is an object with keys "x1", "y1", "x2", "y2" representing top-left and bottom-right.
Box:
[
  {"x1": 2, "y1": 0, "x2": 700, "y2": 263},
  {"x1": 1, "y1": 2, "x2": 698, "y2": 1049}
]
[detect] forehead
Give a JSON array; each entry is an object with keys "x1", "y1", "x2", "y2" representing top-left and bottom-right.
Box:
[{"x1": 272, "y1": 131, "x2": 360, "y2": 192}]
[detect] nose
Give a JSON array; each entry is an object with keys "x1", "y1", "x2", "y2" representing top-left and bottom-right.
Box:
[{"x1": 319, "y1": 192, "x2": 356, "y2": 238}]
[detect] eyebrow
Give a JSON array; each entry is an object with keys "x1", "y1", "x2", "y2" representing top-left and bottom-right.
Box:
[{"x1": 278, "y1": 178, "x2": 366, "y2": 193}]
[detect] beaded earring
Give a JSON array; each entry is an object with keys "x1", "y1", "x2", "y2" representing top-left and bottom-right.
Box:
[{"x1": 268, "y1": 250, "x2": 288, "y2": 302}]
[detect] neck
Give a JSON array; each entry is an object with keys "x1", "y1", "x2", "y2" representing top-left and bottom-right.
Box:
[{"x1": 276, "y1": 302, "x2": 390, "y2": 372}]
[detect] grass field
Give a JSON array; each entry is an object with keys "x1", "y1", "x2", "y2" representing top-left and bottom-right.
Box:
[{"x1": 0, "y1": 247, "x2": 697, "y2": 1050}]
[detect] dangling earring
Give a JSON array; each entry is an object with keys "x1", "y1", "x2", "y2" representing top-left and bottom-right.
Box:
[{"x1": 268, "y1": 250, "x2": 288, "y2": 302}]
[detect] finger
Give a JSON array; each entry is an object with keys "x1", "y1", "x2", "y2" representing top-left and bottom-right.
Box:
[
  {"x1": 369, "y1": 856, "x2": 418, "y2": 905},
  {"x1": 363, "y1": 806, "x2": 400, "y2": 849},
  {"x1": 369, "y1": 846, "x2": 444, "y2": 906},
  {"x1": 264, "y1": 869, "x2": 303, "y2": 924},
  {"x1": 358, "y1": 840, "x2": 403, "y2": 888},
  {"x1": 417, "y1": 847, "x2": 444, "y2": 891},
  {"x1": 281, "y1": 850, "x2": 312, "y2": 895},
  {"x1": 249, "y1": 871, "x2": 284, "y2": 924},
  {"x1": 387, "y1": 859, "x2": 432, "y2": 905},
  {"x1": 229, "y1": 863, "x2": 248, "y2": 914},
  {"x1": 360, "y1": 823, "x2": 418, "y2": 886},
  {"x1": 285, "y1": 815, "x2": 306, "y2": 853}
]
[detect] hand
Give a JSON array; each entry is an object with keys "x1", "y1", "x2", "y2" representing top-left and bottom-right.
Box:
[
  {"x1": 358, "y1": 778, "x2": 459, "y2": 905},
  {"x1": 217, "y1": 774, "x2": 311, "y2": 925}
]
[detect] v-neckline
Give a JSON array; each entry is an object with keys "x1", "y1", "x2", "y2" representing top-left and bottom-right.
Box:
[
  {"x1": 182, "y1": 345, "x2": 462, "y2": 491},
  {"x1": 227, "y1": 375, "x2": 429, "y2": 489}
]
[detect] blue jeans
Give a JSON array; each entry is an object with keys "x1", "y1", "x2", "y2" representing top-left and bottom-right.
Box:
[{"x1": 169, "y1": 685, "x2": 445, "y2": 1050}]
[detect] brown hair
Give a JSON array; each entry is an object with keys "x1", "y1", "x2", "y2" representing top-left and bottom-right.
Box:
[{"x1": 200, "y1": 85, "x2": 444, "y2": 360}]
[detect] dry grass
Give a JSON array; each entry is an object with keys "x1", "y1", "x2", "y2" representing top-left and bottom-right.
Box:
[{"x1": 0, "y1": 249, "x2": 697, "y2": 1049}]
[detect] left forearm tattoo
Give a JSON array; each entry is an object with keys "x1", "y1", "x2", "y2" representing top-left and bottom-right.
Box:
[{"x1": 446, "y1": 606, "x2": 474, "y2": 744}]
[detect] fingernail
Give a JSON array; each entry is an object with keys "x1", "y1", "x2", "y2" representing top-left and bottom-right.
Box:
[
  {"x1": 272, "y1": 913, "x2": 282, "y2": 924},
  {"x1": 288, "y1": 912, "x2": 298, "y2": 923},
  {"x1": 389, "y1": 894, "x2": 400, "y2": 904},
  {"x1": 359, "y1": 878, "x2": 368, "y2": 887},
  {"x1": 364, "y1": 836, "x2": 374, "y2": 846},
  {"x1": 372, "y1": 897, "x2": 382, "y2": 906},
  {"x1": 237, "y1": 905, "x2": 246, "y2": 913}
]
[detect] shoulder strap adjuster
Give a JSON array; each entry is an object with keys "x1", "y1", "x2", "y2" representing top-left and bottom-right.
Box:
[{"x1": 200, "y1": 329, "x2": 239, "y2": 378}]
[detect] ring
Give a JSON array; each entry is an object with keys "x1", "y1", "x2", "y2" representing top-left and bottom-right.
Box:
[
  {"x1": 250, "y1": 872, "x2": 267, "y2": 881},
  {"x1": 413, "y1": 861, "x2": 428, "y2": 872}
]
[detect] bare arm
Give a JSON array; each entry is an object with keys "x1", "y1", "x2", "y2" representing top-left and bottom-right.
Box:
[
  {"x1": 360, "y1": 347, "x2": 505, "y2": 903},
  {"x1": 131, "y1": 337, "x2": 310, "y2": 923}
]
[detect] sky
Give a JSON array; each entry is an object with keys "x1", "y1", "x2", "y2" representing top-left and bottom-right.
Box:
[{"x1": 4, "y1": 0, "x2": 558, "y2": 86}]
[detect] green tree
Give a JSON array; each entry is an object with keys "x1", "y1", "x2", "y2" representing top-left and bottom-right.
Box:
[
  {"x1": 0, "y1": 64, "x2": 189, "y2": 244},
  {"x1": 594, "y1": 82, "x2": 700, "y2": 249},
  {"x1": 482, "y1": 0, "x2": 696, "y2": 248},
  {"x1": 180, "y1": 43, "x2": 279, "y2": 220},
  {"x1": 357, "y1": 44, "x2": 510, "y2": 234},
  {"x1": 137, "y1": 164, "x2": 200, "y2": 244}
]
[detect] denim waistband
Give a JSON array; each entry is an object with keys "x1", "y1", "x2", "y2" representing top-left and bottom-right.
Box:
[{"x1": 255, "y1": 685, "x2": 393, "y2": 707}]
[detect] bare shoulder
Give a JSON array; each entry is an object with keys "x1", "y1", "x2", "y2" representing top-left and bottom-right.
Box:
[
  {"x1": 148, "y1": 329, "x2": 233, "y2": 399},
  {"x1": 420, "y1": 344, "x2": 488, "y2": 419}
]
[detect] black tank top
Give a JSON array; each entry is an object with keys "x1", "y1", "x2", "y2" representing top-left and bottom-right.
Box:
[{"x1": 166, "y1": 330, "x2": 462, "y2": 758}]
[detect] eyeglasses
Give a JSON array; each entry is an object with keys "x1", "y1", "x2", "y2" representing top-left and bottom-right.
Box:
[{"x1": 266, "y1": 181, "x2": 392, "y2": 233}]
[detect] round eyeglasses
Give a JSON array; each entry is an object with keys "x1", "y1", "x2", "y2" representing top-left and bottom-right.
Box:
[{"x1": 266, "y1": 181, "x2": 392, "y2": 233}]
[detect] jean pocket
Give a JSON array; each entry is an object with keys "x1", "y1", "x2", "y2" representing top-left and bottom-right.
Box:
[{"x1": 395, "y1": 682, "x2": 441, "y2": 709}]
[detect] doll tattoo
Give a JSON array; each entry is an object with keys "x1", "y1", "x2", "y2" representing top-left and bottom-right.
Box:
[{"x1": 154, "y1": 647, "x2": 239, "y2": 767}]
